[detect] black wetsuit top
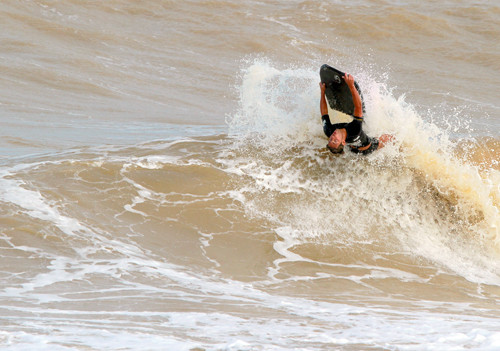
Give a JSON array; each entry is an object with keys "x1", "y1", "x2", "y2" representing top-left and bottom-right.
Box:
[{"x1": 322, "y1": 114, "x2": 379, "y2": 155}]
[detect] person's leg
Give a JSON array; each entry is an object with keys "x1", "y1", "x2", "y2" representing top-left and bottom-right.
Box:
[{"x1": 377, "y1": 134, "x2": 394, "y2": 150}]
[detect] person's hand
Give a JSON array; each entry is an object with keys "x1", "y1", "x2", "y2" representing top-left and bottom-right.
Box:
[
  {"x1": 319, "y1": 82, "x2": 326, "y2": 94},
  {"x1": 343, "y1": 74, "x2": 355, "y2": 87}
]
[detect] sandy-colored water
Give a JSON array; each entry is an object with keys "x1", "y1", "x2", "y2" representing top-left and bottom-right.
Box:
[{"x1": 0, "y1": 1, "x2": 499, "y2": 350}]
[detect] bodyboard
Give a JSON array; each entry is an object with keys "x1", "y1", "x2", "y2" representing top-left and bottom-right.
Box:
[{"x1": 319, "y1": 64, "x2": 365, "y2": 116}]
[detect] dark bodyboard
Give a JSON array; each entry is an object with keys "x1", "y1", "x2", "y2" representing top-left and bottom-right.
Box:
[{"x1": 319, "y1": 64, "x2": 365, "y2": 116}]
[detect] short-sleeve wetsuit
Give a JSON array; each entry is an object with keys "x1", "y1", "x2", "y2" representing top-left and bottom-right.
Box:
[{"x1": 322, "y1": 114, "x2": 379, "y2": 155}]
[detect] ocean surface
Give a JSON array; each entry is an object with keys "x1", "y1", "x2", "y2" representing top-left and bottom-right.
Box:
[{"x1": 0, "y1": 1, "x2": 499, "y2": 350}]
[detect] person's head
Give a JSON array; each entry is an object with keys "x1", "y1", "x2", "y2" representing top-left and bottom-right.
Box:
[
  {"x1": 326, "y1": 143, "x2": 344, "y2": 154},
  {"x1": 326, "y1": 129, "x2": 346, "y2": 154}
]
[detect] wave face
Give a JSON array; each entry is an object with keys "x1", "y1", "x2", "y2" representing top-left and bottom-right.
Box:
[{"x1": 0, "y1": 64, "x2": 498, "y2": 348}]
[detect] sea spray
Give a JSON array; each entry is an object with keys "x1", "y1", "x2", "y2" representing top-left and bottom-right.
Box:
[{"x1": 225, "y1": 59, "x2": 500, "y2": 284}]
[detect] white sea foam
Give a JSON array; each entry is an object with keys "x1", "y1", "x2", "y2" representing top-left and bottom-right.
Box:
[{"x1": 3, "y1": 276, "x2": 500, "y2": 350}]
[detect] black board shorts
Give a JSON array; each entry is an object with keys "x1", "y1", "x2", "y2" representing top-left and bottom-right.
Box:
[{"x1": 349, "y1": 138, "x2": 379, "y2": 155}]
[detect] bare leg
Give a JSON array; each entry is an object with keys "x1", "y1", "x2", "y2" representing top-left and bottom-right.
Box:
[{"x1": 377, "y1": 134, "x2": 394, "y2": 150}]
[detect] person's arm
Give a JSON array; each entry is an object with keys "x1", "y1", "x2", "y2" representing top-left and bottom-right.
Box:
[
  {"x1": 319, "y1": 83, "x2": 328, "y2": 116},
  {"x1": 343, "y1": 74, "x2": 363, "y2": 118}
]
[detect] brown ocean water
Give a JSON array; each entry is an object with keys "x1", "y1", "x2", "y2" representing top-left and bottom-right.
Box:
[{"x1": 0, "y1": 1, "x2": 499, "y2": 350}]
